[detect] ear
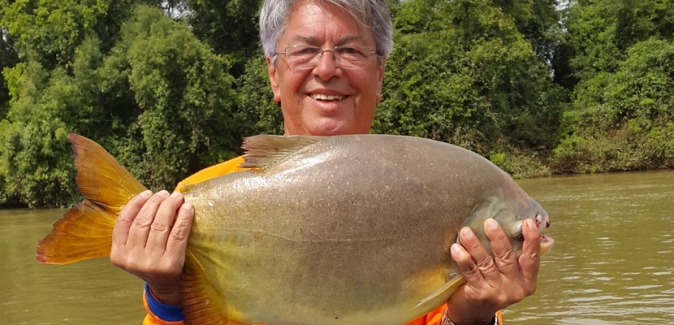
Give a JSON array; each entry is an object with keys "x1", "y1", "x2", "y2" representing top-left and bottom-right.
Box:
[
  {"x1": 376, "y1": 58, "x2": 386, "y2": 102},
  {"x1": 267, "y1": 56, "x2": 282, "y2": 103}
]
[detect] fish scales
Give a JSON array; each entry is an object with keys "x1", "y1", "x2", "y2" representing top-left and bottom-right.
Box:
[
  {"x1": 183, "y1": 135, "x2": 517, "y2": 324},
  {"x1": 37, "y1": 134, "x2": 552, "y2": 325}
]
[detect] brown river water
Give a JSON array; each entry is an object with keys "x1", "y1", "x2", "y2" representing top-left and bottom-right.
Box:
[{"x1": 1, "y1": 170, "x2": 673, "y2": 324}]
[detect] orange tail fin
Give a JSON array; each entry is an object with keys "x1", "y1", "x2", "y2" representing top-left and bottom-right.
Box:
[{"x1": 36, "y1": 133, "x2": 147, "y2": 264}]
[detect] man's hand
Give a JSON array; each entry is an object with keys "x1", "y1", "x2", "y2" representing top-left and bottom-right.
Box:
[
  {"x1": 446, "y1": 218, "x2": 541, "y2": 324},
  {"x1": 110, "y1": 190, "x2": 194, "y2": 306}
]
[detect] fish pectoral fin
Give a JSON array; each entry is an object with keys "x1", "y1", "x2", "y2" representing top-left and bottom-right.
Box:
[
  {"x1": 239, "y1": 135, "x2": 323, "y2": 169},
  {"x1": 182, "y1": 253, "x2": 244, "y2": 325},
  {"x1": 413, "y1": 275, "x2": 466, "y2": 311}
]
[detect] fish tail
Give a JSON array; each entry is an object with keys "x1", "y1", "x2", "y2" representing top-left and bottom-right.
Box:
[{"x1": 36, "y1": 133, "x2": 147, "y2": 265}]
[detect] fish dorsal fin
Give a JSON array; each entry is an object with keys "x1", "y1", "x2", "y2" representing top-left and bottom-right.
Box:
[
  {"x1": 178, "y1": 183, "x2": 195, "y2": 194},
  {"x1": 239, "y1": 135, "x2": 323, "y2": 169},
  {"x1": 413, "y1": 274, "x2": 466, "y2": 311},
  {"x1": 182, "y1": 252, "x2": 244, "y2": 325}
]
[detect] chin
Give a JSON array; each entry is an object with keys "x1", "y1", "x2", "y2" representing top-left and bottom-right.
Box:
[
  {"x1": 310, "y1": 128, "x2": 349, "y2": 136},
  {"x1": 306, "y1": 120, "x2": 353, "y2": 136}
]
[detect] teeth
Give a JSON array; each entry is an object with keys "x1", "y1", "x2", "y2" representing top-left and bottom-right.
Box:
[{"x1": 311, "y1": 94, "x2": 345, "y2": 101}]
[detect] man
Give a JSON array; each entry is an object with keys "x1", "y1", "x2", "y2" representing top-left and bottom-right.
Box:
[{"x1": 111, "y1": 1, "x2": 542, "y2": 324}]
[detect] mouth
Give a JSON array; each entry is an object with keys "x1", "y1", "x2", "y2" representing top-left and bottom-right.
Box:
[
  {"x1": 535, "y1": 212, "x2": 550, "y2": 232},
  {"x1": 310, "y1": 93, "x2": 346, "y2": 101},
  {"x1": 534, "y1": 212, "x2": 554, "y2": 255},
  {"x1": 539, "y1": 234, "x2": 555, "y2": 256}
]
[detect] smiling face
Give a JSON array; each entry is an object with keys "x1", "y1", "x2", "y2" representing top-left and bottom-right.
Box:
[{"x1": 267, "y1": 0, "x2": 386, "y2": 136}]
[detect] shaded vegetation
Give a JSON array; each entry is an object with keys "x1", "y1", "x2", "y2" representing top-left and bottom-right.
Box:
[{"x1": 0, "y1": 0, "x2": 672, "y2": 207}]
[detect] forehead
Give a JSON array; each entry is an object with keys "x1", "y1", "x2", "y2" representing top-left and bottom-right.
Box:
[{"x1": 281, "y1": 0, "x2": 375, "y2": 46}]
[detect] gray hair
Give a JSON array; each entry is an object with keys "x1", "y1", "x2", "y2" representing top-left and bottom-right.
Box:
[{"x1": 259, "y1": 0, "x2": 393, "y2": 64}]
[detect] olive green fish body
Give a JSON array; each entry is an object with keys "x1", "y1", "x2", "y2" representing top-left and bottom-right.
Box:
[
  {"x1": 181, "y1": 135, "x2": 546, "y2": 324},
  {"x1": 37, "y1": 134, "x2": 550, "y2": 325}
]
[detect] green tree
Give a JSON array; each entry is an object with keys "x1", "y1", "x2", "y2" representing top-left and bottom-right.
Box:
[
  {"x1": 6, "y1": 0, "x2": 673, "y2": 206},
  {"x1": 377, "y1": 0, "x2": 565, "y2": 177},
  {"x1": 182, "y1": 0, "x2": 283, "y2": 138},
  {"x1": 614, "y1": 0, "x2": 674, "y2": 51},
  {"x1": 0, "y1": 60, "x2": 81, "y2": 207},
  {"x1": 234, "y1": 54, "x2": 283, "y2": 137},
  {"x1": 98, "y1": 6, "x2": 238, "y2": 188},
  {"x1": 564, "y1": 0, "x2": 674, "y2": 82},
  {"x1": 0, "y1": 4, "x2": 237, "y2": 207},
  {"x1": 1, "y1": 0, "x2": 162, "y2": 69},
  {"x1": 1, "y1": 0, "x2": 18, "y2": 119},
  {"x1": 184, "y1": 0, "x2": 262, "y2": 59},
  {"x1": 553, "y1": 37, "x2": 674, "y2": 172},
  {"x1": 553, "y1": 0, "x2": 674, "y2": 173},
  {"x1": 563, "y1": 0, "x2": 622, "y2": 81}
]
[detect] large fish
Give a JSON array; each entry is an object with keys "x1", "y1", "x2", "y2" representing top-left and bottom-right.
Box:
[{"x1": 37, "y1": 133, "x2": 553, "y2": 325}]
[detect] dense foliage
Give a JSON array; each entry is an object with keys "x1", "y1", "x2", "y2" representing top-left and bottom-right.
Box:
[
  {"x1": 0, "y1": 0, "x2": 672, "y2": 207},
  {"x1": 552, "y1": 0, "x2": 674, "y2": 173}
]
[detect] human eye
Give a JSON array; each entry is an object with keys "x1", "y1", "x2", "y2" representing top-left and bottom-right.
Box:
[
  {"x1": 288, "y1": 46, "x2": 320, "y2": 58},
  {"x1": 336, "y1": 46, "x2": 368, "y2": 60},
  {"x1": 337, "y1": 46, "x2": 363, "y2": 55}
]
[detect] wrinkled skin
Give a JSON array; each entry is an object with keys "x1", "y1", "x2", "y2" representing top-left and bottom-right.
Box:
[
  {"x1": 267, "y1": 0, "x2": 385, "y2": 135},
  {"x1": 110, "y1": 1, "x2": 541, "y2": 324}
]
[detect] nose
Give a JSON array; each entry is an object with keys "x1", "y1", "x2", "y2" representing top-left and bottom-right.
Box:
[
  {"x1": 318, "y1": 49, "x2": 337, "y2": 61},
  {"x1": 314, "y1": 49, "x2": 341, "y2": 80}
]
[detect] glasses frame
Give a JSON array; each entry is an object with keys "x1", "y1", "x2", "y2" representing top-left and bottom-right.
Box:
[{"x1": 275, "y1": 44, "x2": 379, "y2": 70}]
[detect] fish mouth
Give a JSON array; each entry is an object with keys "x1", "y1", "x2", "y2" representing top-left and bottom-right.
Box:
[
  {"x1": 539, "y1": 234, "x2": 554, "y2": 256},
  {"x1": 534, "y1": 212, "x2": 550, "y2": 232},
  {"x1": 533, "y1": 212, "x2": 554, "y2": 256}
]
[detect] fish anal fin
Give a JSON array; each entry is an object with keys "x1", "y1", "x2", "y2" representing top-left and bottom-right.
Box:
[
  {"x1": 413, "y1": 275, "x2": 466, "y2": 311},
  {"x1": 240, "y1": 135, "x2": 323, "y2": 169},
  {"x1": 69, "y1": 133, "x2": 147, "y2": 207},
  {"x1": 182, "y1": 253, "x2": 244, "y2": 325},
  {"x1": 36, "y1": 199, "x2": 115, "y2": 264}
]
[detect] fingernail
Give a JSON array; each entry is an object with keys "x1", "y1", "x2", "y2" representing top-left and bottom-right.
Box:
[
  {"x1": 461, "y1": 227, "x2": 474, "y2": 239},
  {"x1": 140, "y1": 190, "x2": 152, "y2": 198},
  {"x1": 525, "y1": 218, "x2": 535, "y2": 229},
  {"x1": 486, "y1": 218, "x2": 498, "y2": 230},
  {"x1": 451, "y1": 243, "x2": 462, "y2": 255},
  {"x1": 157, "y1": 190, "x2": 169, "y2": 197},
  {"x1": 182, "y1": 202, "x2": 193, "y2": 211},
  {"x1": 170, "y1": 191, "x2": 182, "y2": 198}
]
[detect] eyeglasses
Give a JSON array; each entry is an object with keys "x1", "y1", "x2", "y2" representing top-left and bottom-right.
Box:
[{"x1": 276, "y1": 45, "x2": 378, "y2": 70}]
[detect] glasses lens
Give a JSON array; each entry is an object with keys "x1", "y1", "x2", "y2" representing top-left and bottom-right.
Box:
[
  {"x1": 281, "y1": 45, "x2": 374, "y2": 70},
  {"x1": 334, "y1": 46, "x2": 371, "y2": 69},
  {"x1": 283, "y1": 46, "x2": 319, "y2": 70}
]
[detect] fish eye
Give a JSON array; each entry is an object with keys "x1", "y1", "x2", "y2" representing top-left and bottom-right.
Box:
[{"x1": 513, "y1": 222, "x2": 524, "y2": 241}]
